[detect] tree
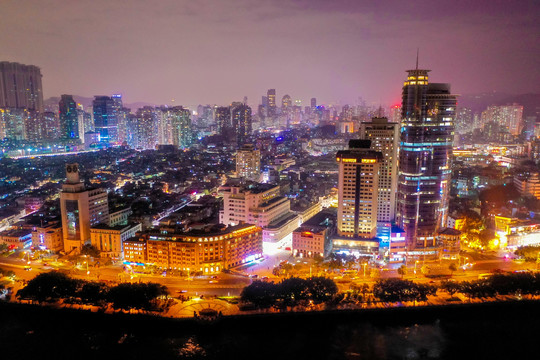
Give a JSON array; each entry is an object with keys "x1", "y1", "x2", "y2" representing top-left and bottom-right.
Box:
[
  {"x1": 441, "y1": 281, "x2": 461, "y2": 296},
  {"x1": 449, "y1": 263, "x2": 458, "y2": 276},
  {"x1": 397, "y1": 265, "x2": 407, "y2": 279},
  {"x1": 241, "y1": 280, "x2": 279, "y2": 309},
  {"x1": 17, "y1": 271, "x2": 80, "y2": 303},
  {"x1": 78, "y1": 282, "x2": 110, "y2": 305},
  {"x1": 515, "y1": 246, "x2": 540, "y2": 262},
  {"x1": 107, "y1": 282, "x2": 168, "y2": 311},
  {"x1": 306, "y1": 277, "x2": 338, "y2": 304},
  {"x1": 80, "y1": 244, "x2": 100, "y2": 258}
]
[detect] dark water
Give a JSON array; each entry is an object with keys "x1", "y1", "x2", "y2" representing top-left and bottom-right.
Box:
[{"x1": 0, "y1": 301, "x2": 537, "y2": 359}]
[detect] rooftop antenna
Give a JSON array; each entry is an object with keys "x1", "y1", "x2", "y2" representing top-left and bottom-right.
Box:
[{"x1": 416, "y1": 48, "x2": 419, "y2": 70}]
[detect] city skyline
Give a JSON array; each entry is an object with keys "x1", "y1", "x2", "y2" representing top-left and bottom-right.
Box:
[{"x1": 1, "y1": 0, "x2": 538, "y2": 107}]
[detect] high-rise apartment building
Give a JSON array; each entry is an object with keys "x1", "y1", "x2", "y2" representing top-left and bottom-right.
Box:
[
  {"x1": 359, "y1": 117, "x2": 399, "y2": 225},
  {"x1": 310, "y1": 97, "x2": 317, "y2": 110},
  {"x1": 481, "y1": 104, "x2": 523, "y2": 136},
  {"x1": 336, "y1": 140, "x2": 382, "y2": 238},
  {"x1": 267, "y1": 89, "x2": 276, "y2": 117},
  {"x1": 133, "y1": 106, "x2": 159, "y2": 150},
  {"x1": 215, "y1": 106, "x2": 231, "y2": 135},
  {"x1": 93, "y1": 96, "x2": 117, "y2": 144},
  {"x1": 60, "y1": 164, "x2": 109, "y2": 253},
  {"x1": 0, "y1": 107, "x2": 31, "y2": 140},
  {"x1": 0, "y1": 61, "x2": 44, "y2": 112},
  {"x1": 236, "y1": 144, "x2": 261, "y2": 182},
  {"x1": 231, "y1": 104, "x2": 252, "y2": 146},
  {"x1": 396, "y1": 68, "x2": 457, "y2": 249},
  {"x1": 165, "y1": 106, "x2": 192, "y2": 149},
  {"x1": 59, "y1": 95, "x2": 79, "y2": 140}
]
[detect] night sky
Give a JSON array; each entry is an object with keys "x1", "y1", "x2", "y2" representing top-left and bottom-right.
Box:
[{"x1": 1, "y1": 0, "x2": 538, "y2": 107}]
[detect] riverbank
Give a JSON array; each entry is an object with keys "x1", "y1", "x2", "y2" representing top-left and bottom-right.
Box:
[{"x1": 1, "y1": 299, "x2": 538, "y2": 359}]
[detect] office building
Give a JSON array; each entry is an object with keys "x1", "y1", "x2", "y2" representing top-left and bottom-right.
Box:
[
  {"x1": 90, "y1": 223, "x2": 141, "y2": 258},
  {"x1": 0, "y1": 61, "x2": 44, "y2": 112},
  {"x1": 60, "y1": 164, "x2": 109, "y2": 254},
  {"x1": 123, "y1": 224, "x2": 263, "y2": 274},
  {"x1": 396, "y1": 67, "x2": 457, "y2": 249},
  {"x1": 92, "y1": 96, "x2": 117, "y2": 144},
  {"x1": 59, "y1": 95, "x2": 79, "y2": 140},
  {"x1": 336, "y1": 140, "x2": 382, "y2": 238},
  {"x1": 359, "y1": 117, "x2": 399, "y2": 241},
  {"x1": 236, "y1": 144, "x2": 260, "y2": 181}
]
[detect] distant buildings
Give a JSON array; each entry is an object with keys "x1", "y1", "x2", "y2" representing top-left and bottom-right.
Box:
[
  {"x1": 231, "y1": 103, "x2": 252, "y2": 146},
  {"x1": 514, "y1": 172, "x2": 540, "y2": 200},
  {"x1": 59, "y1": 95, "x2": 79, "y2": 140},
  {"x1": 93, "y1": 96, "x2": 118, "y2": 145},
  {"x1": 0, "y1": 61, "x2": 44, "y2": 112},
  {"x1": 396, "y1": 68, "x2": 457, "y2": 249}
]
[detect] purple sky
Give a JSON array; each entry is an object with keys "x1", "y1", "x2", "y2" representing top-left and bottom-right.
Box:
[{"x1": 1, "y1": 0, "x2": 538, "y2": 108}]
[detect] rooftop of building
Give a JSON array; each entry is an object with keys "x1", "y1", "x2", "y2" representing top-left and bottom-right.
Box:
[
  {"x1": 91, "y1": 223, "x2": 140, "y2": 231},
  {"x1": 145, "y1": 223, "x2": 259, "y2": 239},
  {"x1": 0, "y1": 228, "x2": 32, "y2": 238},
  {"x1": 266, "y1": 213, "x2": 299, "y2": 230},
  {"x1": 294, "y1": 224, "x2": 328, "y2": 235},
  {"x1": 221, "y1": 181, "x2": 278, "y2": 194},
  {"x1": 303, "y1": 208, "x2": 336, "y2": 224},
  {"x1": 437, "y1": 228, "x2": 462, "y2": 236}
]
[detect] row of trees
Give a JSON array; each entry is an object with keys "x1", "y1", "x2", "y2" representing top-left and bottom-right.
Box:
[
  {"x1": 16, "y1": 271, "x2": 170, "y2": 312},
  {"x1": 241, "y1": 277, "x2": 338, "y2": 309},
  {"x1": 441, "y1": 272, "x2": 540, "y2": 299}
]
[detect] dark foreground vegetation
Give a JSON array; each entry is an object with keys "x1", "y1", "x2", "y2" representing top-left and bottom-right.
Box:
[{"x1": 1, "y1": 298, "x2": 539, "y2": 360}]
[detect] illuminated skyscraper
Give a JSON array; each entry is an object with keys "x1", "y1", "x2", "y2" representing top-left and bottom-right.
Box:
[
  {"x1": 336, "y1": 140, "x2": 382, "y2": 238},
  {"x1": 59, "y1": 95, "x2": 79, "y2": 140},
  {"x1": 92, "y1": 96, "x2": 117, "y2": 144},
  {"x1": 359, "y1": 117, "x2": 399, "y2": 225},
  {"x1": 0, "y1": 61, "x2": 44, "y2": 112},
  {"x1": 396, "y1": 67, "x2": 457, "y2": 249}
]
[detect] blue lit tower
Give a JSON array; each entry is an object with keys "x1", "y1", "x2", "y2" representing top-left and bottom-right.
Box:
[
  {"x1": 59, "y1": 94, "x2": 79, "y2": 140},
  {"x1": 396, "y1": 66, "x2": 457, "y2": 249},
  {"x1": 92, "y1": 96, "x2": 117, "y2": 145}
]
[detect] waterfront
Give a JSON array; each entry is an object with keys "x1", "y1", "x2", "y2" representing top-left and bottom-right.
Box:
[{"x1": 1, "y1": 300, "x2": 537, "y2": 359}]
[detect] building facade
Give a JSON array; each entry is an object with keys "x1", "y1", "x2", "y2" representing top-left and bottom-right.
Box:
[
  {"x1": 90, "y1": 223, "x2": 142, "y2": 258},
  {"x1": 336, "y1": 140, "x2": 382, "y2": 238},
  {"x1": 396, "y1": 68, "x2": 457, "y2": 249},
  {"x1": 123, "y1": 224, "x2": 263, "y2": 274},
  {"x1": 93, "y1": 96, "x2": 117, "y2": 145},
  {"x1": 236, "y1": 144, "x2": 261, "y2": 181},
  {"x1": 0, "y1": 61, "x2": 43, "y2": 112},
  {"x1": 60, "y1": 164, "x2": 109, "y2": 253}
]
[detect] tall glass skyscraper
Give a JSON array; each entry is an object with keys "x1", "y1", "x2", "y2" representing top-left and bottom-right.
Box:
[
  {"x1": 396, "y1": 68, "x2": 457, "y2": 249},
  {"x1": 92, "y1": 96, "x2": 117, "y2": 145},
  {"x1": 59, "y1": 95, "x2": 79, "y2": 140}
]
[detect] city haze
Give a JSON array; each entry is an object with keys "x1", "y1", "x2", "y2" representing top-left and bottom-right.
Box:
[{"x1": 1, "y1": 0, "x2": 538, "y2": 106}]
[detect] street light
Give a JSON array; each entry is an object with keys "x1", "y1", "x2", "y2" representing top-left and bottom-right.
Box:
[
  {"x1": 362, "y1": 263, "x2": 368, "y2": 277},
  {"x1": 414, "y1": 260, "x2": 420, "y2": 276}
]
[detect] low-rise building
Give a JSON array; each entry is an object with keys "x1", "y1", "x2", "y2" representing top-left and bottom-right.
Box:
[
  {"x1": 31, "y1": 222, "x2": 63, "y2": 252},
  {"x1": 123, "y1": 223, "x2": 263, "y2": 274},
  {"x1": 90, "y1": 223, "x2": 142, "y2": 258},
  {"x1": 292, "y1": 209, "x2": 336, "y2": 258},
  {"x1": 0, "y1": 229, "x2": 32, "y2": 249},
  {"x1": 437, "y1": 228, "x2": 461, "y2": 260},
  {"x1": 109, "y1": 207, "x2": 132, "y2": 226},
  {"x1": 514, "y1": 172, "x2": 540, "y2": 200}
]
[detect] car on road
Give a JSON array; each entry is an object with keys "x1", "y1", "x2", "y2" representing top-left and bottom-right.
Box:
[{"x1": 24, "y1": 266, "x2": 32, "y2": 271}]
